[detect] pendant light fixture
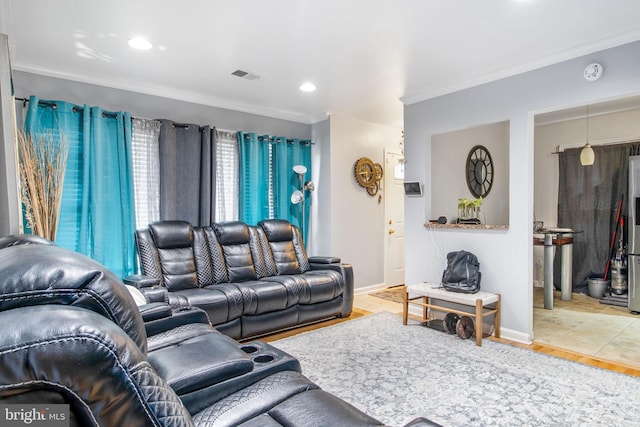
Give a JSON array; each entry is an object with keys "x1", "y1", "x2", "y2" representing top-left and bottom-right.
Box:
[{"x1": 580, "y1": 104, "x2": 595, "y2": 166}]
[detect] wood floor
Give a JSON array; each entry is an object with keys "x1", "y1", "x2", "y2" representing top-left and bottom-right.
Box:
[{"x1": 259, "y1": 291, "x2": 640, "y2": 378}]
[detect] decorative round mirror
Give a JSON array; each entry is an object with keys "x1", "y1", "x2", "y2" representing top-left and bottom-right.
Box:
[{"x1": 465, "y1": 145, "x2": 493, "y2": 198}]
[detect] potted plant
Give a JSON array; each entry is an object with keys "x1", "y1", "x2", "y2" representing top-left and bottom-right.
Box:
[{"x1": 457, "y1": 197, "x2": 482, "y2": 221}]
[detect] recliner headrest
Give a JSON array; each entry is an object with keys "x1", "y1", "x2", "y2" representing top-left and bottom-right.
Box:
[
  {"x1": 149, "y1": 220, "x2": 194, "y2": 249},
  {"x1": 213, "y1": 221, "x2": 251, "y2": 245},
  {"x1": 259, "y1": 219, "x2": 294, "y2": 242},
  {"x1": 0, "y1": 244, "x2": 148, "y2": 354}
]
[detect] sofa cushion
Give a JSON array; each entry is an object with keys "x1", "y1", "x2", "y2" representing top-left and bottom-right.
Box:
[
  {"x1": 150, "y1": 220, "x2": 194, "y2": 249},
  {"x1": 175, "y1": 285, "x2": 244, "y2": 325},
  {"x1": 214, "y1": 222, "x2": 260, "y2": 282},
  {"x1": 259, "y1": 220, "x2": 310, "y2": 275},
  {"x1": 148, "y1": 221, "x2": 199, "y2": 291},
  {"x1": 263, "y1": 270, "x2": 343, "y2": 305},
  {"x1": 158, "y1": 247, "x2": 199, "y2": 291},
  {"x1": 234, "y1": 281, "x2": 292, "y2": 315}
]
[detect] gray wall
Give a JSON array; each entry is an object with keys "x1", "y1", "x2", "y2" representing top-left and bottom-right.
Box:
[
  {"x1": 13, "y1": 71, "x2": 311, "y2": 138},
  {"x1": 431, "y1": 120, "x2": 509, "y2": 225},
  {"x1": 404, "y1": 40, "x2": 640, "y2": 342}
]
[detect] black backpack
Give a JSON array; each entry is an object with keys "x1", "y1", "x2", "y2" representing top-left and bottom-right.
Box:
[{"x1": 441, "y1": 250, "x2": 481, "y2": 294}]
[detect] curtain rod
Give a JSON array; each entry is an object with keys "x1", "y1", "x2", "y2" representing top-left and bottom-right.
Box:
[
  {"x1": 15, "y1": 97, "x2": 314, "y2": 143},
  {"x1": 552, "y1": 138, "x2": 640, "y2": 154}
]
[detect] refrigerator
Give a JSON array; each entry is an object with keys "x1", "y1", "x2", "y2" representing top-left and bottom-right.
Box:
[{"x1": 628, "y1": 155, "x2": 640, "y2": 313}]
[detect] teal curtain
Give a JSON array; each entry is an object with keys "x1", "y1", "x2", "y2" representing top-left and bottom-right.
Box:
[
  {"x1": 283, "y1": 138, "x2": 313, "y2": 236},
  {"x1": 238, "y1": 132, "x2": 270, "y2": 224},
  {"x1": 24, "y1": 96, "x2": 136, "y2": 277},
  {"x1": 238, "y1": 131, "x2": 312, "y2": 237}
]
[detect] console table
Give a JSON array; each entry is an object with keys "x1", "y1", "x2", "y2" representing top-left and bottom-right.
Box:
[{"x1": 403, "y1": 283, "x2": 500, "y2": 346}]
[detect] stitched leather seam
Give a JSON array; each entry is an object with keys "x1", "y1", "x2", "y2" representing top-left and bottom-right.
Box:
[
  {"x1": 169, "y1": 359, "x2": 248, "y2": 385},
  {"x1": 207, "y1": 373, "x2": 309, "y2": 421},
  {"x1": 0, "y1": 291, "x2": 122, "y2": 325}
]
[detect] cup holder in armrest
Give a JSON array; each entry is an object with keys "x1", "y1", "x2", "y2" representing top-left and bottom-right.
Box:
[
  {"x1": 179, "y1": 340, "x2": 303, "y2": 415},
  {"x1": 240, "y1": 345, "x2": 259, "y2": 354},
  {"x1": 253, "y1": 354, "x2": 275, "y2": 363}
]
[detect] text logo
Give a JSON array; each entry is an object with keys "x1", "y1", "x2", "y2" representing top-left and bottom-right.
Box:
[{"x1": 0, "y1": 405, "x2": 69, "y2": 426}]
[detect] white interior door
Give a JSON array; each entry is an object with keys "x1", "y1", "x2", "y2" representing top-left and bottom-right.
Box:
[{"x1": 384, "y1": 150, "x2": 405, "y2": 287}]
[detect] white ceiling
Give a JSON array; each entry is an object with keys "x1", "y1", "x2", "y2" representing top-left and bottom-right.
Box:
[{"x1": 3, "y1": 0, "x2": 640, "y2": 128}]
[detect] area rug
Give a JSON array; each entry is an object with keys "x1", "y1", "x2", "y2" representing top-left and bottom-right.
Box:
[
  {"x1": 272, "y1": 311, "x2": 640, "y2": 427},
  {"x1": 370, "y1": 285, "x2": 405, "y2": 303}
]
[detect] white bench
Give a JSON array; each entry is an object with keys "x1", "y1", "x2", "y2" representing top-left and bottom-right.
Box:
[{"x1": 402, "y1": 282, "x2": 501, "y2": 346}]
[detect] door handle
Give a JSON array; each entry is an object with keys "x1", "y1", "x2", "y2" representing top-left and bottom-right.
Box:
[{"x1": 388, "y1": 229, "x2": 395, "y2": 235}]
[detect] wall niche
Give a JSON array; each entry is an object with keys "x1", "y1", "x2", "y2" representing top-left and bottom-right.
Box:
[{"x1": 430, "y1": 120, "x2": 510, "y2": 226}]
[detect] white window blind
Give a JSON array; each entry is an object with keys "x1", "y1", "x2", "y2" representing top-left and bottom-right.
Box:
[
  {"x1": 131, "y1": 118, "x2": 161, "y2": 230},
  {"x1": 214, "y1": 129, "x2": 239, "y2": 221}
]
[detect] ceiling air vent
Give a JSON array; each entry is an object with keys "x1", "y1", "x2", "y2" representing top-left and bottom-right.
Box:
[{"x1": 231, "y1": 69, "x2": 260, "y2": 81}]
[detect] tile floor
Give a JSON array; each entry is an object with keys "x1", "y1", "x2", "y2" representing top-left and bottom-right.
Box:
[
  {"x1": 354, "y1": 288, "x2": 640, "y2": 369},
  {"x1": 533, "y1": 287, "x2": 640, "y2": 368}
]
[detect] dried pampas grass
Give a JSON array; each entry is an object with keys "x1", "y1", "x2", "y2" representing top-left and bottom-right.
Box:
[{"x1": 18, "y1": 131, "x2": 68, "y2": 241}]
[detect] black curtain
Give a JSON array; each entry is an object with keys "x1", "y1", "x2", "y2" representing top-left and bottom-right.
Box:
[
  {"x1": 158, "y1": 120, "x2": 214, "y2": 226},
  {"x1": 556, "y1": 142, "x2": 640, "y2": 291}
]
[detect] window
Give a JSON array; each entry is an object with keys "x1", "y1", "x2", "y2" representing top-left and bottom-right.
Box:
[
  {"x1": 131, "y1": 118, "x2": 161, "y2": 230},
  {"x1": 214, "y1": 129, "x2": 239, "y2": 221}
]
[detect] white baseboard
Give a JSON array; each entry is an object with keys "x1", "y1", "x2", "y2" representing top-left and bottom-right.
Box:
[
  {"x1": 354, "y1": 283, "x2": 389, "y2": 295},
  {"x1": 499, "y1": 328, "x2": 532, "y2": 345}
]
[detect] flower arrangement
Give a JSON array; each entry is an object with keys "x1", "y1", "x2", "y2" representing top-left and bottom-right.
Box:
[
  {"x1": 457, "y1": 197, "x2": 482, "y2": 220},
  {"x1": 17, "y1": 131, "x2": 68, "y2": 241}
]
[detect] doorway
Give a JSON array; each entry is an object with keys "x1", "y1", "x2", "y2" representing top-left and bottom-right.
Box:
[
  {"x1": 533, "y1": 95, "x2": 640, "y2": 368},
  {"x1": 384, "y1": 150, "x2": 405, "y2": 287}
]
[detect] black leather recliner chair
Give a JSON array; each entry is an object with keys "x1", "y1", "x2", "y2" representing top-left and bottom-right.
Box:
[{"x1": 0, "y1": 238, "x2": 438, "y2": 426}]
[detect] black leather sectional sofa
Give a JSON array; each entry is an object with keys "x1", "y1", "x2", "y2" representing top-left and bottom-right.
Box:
[
  {"x1": 0, "y1": 236, "x2": 437, "y2": 426},
  {"x1": 132, "y1": 219, "x2": 353, "y2": 340}
]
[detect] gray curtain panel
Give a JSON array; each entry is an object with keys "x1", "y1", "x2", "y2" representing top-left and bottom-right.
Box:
[
  {"x1": 158, "y1": 120, "x2": 213, "y2": 226},
  {"x1": 556, "y1": 142, "x2": 640, "y2": 291}
]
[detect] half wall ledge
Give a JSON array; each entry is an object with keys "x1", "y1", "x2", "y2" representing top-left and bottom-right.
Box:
[{"x1": 424, "y1": 223, "x2": 509, "y2": 230}]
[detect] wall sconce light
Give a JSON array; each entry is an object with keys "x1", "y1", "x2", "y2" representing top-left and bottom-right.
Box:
[
  {"x1": 580, "y1": 105, "x2": 595, "y2": 166},
  {"x1": 291, "y1": 165, "x2": 314, "y2": 242}
]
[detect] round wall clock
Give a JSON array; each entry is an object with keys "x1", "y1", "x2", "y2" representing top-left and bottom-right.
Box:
[{"x1": 465, "y1": 145, "x2": 493, "y2": 198}]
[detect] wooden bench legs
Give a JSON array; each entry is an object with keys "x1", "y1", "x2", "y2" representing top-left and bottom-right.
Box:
[{"x1": 403, "y1": 290, "x2": 501, "y2": 347}]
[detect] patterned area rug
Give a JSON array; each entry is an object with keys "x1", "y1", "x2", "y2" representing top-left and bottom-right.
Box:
[
  {"x1": 370, "y1": 286, "x2": 405, "y2": 303},
  {"x1": 272, "y1": 311, "x2": 640, "y2": 427}
]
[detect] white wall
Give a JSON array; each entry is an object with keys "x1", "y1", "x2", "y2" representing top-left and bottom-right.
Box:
[
  {"x1": 326, "y1": 114, "x2": 402, "y2": 290},
  {"x1": 404, "y1": 40, "x2": 640, "y2": 343},
  {"x1": 431, "y1": 121, "x2": 509, "y2": 225}
]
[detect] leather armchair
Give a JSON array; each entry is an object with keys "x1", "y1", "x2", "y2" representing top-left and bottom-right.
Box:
[{"x1": 0, "y1": 239, "x2": 429, "y2": 426}]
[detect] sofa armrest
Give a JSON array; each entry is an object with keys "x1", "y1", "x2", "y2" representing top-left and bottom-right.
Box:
[
  {"x1": 144, "y1": 306, "x2": 212, "y2": 337},
  {"x1": 124, "y1": 274, "x2": 159, "y2": 288},
  {"x1": 148, "y1": 332, "x2": 254, "y2": 396},
  {"x1": 139, "y1": 302, "x2": 172, "y2": 322},
  {"x1": 309, "y1": 260, "x2": 354, "y2": 318},
  {"x1": 308, "y1": 255, "x2": 341, "y2": 264}
]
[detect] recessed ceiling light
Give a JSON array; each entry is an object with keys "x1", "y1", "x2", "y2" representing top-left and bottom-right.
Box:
[
  {"x1": 128, "y1": 37, "x2": 152, "y2": 50},
  {"x1": 299, "y1": 82, "x2": 316, "y2": 92}
]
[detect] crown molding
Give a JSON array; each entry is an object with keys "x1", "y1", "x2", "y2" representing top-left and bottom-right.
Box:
[
  {"x1": 12, "y1": 62, "x2": 323, "y2": 125},
  {"x1": 401, "y1": 31, "x2": 640, "y2": 106}
]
